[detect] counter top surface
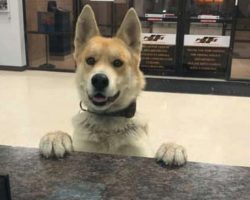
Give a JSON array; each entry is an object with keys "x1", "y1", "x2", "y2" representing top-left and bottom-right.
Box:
[{"x1": 0, "y1": 145, "x2": 249, "y2": 200}]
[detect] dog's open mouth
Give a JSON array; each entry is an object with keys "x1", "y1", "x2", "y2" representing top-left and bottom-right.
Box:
[{"x1": 89, "y1": 92, "x2": 120, "y2": 106}]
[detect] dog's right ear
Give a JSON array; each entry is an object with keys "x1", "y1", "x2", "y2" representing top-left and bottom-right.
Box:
[{"x1": 74, "y1": 5, "x2": 100, "y2": 59}]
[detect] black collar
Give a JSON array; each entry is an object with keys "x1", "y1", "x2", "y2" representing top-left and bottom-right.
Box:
[{"x1": 79, "y1": 101, "x2": 136, "y2": 118}]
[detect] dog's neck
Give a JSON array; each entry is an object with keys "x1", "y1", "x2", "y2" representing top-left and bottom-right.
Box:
[{"x1": 80, "y1": 101, "x2": 136, "y2": 118}]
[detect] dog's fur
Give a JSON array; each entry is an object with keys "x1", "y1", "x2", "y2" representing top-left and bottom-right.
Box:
[{"x1": 39, "y1": 5, "x2": 187, "y2": 166}]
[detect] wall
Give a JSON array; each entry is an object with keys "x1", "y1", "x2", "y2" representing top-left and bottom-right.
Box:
[{"x1": 0, "y1": 0, "x2": 26, "y2": 67}]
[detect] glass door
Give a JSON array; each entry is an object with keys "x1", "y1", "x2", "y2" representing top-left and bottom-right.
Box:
[
  {"x1": 134, "y1": 0, "x2": 179, "y2": 76},
  {"x1": 231, "y1": 0, "x2": 250, "y2": 80},
  {"x1": 182, "y1": 0, "x2": 235, "y2": 78},
  {"x1": 24, "y1": 0, "x2": 76, "y2": 71}
]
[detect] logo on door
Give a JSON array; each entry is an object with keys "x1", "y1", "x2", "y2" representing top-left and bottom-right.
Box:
[
  {"x1": 143, "y1": 34, "x2": 165, "y2": 42},
  {"x1": 195, "y1": 37, "x2": 218, "y2": 44}
]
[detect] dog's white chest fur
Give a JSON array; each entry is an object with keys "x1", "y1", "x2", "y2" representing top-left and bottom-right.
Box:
[{"x1": 72, "y1": 112, "x2": 152, "y2": 157}]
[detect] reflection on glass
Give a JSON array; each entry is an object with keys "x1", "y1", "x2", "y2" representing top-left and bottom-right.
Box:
[
  {"x1": 189, "y1": 0, "x2": 234, "y2": 18},
  {"x1": 231, "y1": 0, "x2": 250, "y2": 79},
  {"x1": 134, "y1": 0, "x2": 178, "y2": 17},
  {"x1": 25, "y1": 0, "x2": 76, "y2": 71}
]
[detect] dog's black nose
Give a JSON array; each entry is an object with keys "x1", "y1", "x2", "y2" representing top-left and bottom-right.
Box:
[{"x1": 91, "y1": 73, "x2": 109, "y2": 91}]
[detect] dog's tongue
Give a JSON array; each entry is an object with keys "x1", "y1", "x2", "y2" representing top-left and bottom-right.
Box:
[{"x1": 93, "y1": 94, "x2": 107, "y2": 103}]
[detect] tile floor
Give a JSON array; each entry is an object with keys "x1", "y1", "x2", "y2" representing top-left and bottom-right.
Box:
[{"x1": 0, "y1": 70, "x2": 250, "y2": 167}]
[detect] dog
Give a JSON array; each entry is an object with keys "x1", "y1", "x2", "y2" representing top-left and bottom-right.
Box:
[{"x1": 39, "y1": 5, "x2": 187, "y2": 166}]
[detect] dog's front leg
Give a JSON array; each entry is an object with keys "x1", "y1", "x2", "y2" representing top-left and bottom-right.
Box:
[
  {"x1": 156, "y1": 143, "x2": 187, "y2": 166},
  {"x1": 39, "y1": 131, "x2": 73, "y2": 158}
]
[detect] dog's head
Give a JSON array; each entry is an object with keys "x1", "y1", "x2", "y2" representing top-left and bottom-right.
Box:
[{"x1": 74, "y1": 5, "x2": 145, "y2": 113}]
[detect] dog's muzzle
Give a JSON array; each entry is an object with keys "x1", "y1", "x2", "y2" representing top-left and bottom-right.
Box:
[{"x1": 89, "y1": 73, "x2": 120, "y2": 106}]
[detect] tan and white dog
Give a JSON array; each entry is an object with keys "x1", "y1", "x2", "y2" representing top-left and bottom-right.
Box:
[{"x1": 39, "y1": 5, "x2": 187, "y2": 166}]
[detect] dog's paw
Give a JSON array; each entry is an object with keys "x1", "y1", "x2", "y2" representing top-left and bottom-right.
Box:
[
  {"x1": 155, "y1": 143, "x2": 187, "y2": 166},
  {"x1": 39, "y1": 131, "x2": 73, "y2": 158}
]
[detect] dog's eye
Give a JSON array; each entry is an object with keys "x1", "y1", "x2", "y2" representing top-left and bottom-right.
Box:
[
  {"x1": 113, "y1": 59, "x2": 123, "y2": 68},
  {"x1": 86, "y1": 57, "x2": 96, "y2": 66}
]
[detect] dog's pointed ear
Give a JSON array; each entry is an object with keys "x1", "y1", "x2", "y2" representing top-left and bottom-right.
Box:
[
  {"x1": 74, "y1": 5, "x2": 100, "y2": 59},
  {"x1": 116, "y1": 8, "x2": 142, "y2": 54}
]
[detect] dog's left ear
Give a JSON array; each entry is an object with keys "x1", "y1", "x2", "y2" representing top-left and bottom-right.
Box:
[{"x1": 116, "y1": 8, "x2": 142, "y2": 54}]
